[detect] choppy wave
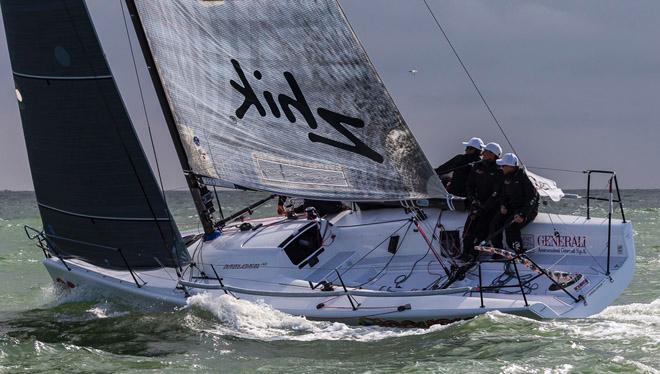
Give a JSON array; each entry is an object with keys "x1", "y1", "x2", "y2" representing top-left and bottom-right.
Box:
[
  {"x1": 500, "y1": 363, "x2": 574, "y2": 374},
  {"x1": 2, "y1": 190, "x2": 659, "y2": 372},
  {"x1": 84, "y1": 302, "x2": 130, "y2": 320},
  {"x1": 538, "y1": 299, "x2": 660, "y2": 346},
  {"x1": 596, "y1": 299, "x2": 660, "y2": 327},
  {"x1": 187, "y1": 292, "x2": 660, "y2": 344},
  {"x1": 186, "y1": 293, "x2": 450, "y2": 342},
  {"x1": 2, "y1": 286, "x2": 658, "y2": 373},
  {"x1": 611, "y1": 356, "x2": 659, "y2": 374}
]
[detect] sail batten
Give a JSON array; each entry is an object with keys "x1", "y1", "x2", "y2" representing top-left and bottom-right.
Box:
[
  {"x1": 133, "y1": 0, "x2": 445, "y2": 201},
  {"x1": 12, "y1": 71, "x2": 114, "y2": 80},
  {"x1": 37, "y1": 203, "x2": 171, "y2": 222}
]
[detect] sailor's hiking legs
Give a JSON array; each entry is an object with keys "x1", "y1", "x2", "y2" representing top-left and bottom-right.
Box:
[
  {"x1": 461, "y1": 209, "x2": 539, "y2": 261},
  {"x1": 461, "y1": 210, "x2": 496, "y2": 261},
  {"x1": 490, "y1": 210, "x2": 538, "y2": 253}
]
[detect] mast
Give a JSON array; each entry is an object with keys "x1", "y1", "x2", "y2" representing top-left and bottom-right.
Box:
[{"x1": 124, "y1": 0, "x2": 216, "y2": 236}]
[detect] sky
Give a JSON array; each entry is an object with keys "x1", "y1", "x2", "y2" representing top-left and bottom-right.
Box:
[{"x1": 0, "y1": 0, "x2": 659, "y2": 191}]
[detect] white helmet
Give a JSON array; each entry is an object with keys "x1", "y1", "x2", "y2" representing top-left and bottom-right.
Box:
[
  {"x1": 462, "y1": 137, "x2": 485, "y2": 150},
  {"x1": 496, "y1": 153, "x2": 520, "y2": 167},
  {"x1": 483, "y1": 142, "x2": 502, "y2": 157}
]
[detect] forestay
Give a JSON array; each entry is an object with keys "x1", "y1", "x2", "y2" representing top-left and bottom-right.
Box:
[{"x1": 132, "y1": 0, "x2": 444, "y2": 201}]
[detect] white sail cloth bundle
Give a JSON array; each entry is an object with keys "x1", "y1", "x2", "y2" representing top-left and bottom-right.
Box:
[{"x1": 526, "y1": 170, "x2": 565, "y2": 202}]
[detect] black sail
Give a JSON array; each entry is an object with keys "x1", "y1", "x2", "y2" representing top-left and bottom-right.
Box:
[{"x1": 0, "y1": 0, "x2": 189, "y2": 269}]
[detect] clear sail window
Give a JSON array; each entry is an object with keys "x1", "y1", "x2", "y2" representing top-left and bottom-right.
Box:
[{"x1": 54, "y1": 46, "x2": 71, "y2": 67}]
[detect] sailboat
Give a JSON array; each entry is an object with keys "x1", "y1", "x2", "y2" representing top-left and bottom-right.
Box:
[{"x1": 2, "y1": 0, "x2": 634, "y2": 326}]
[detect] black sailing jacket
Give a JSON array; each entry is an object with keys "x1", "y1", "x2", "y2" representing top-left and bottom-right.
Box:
[
  {"x1": 465, "y1": 160, "x2": 502, "y2": 212},
  {"x1": 500, "y1": 168, "x2": 540, "y2": 218},
  {"x1": 435, "y1": 153, "x2": 481, "y2": 196}
]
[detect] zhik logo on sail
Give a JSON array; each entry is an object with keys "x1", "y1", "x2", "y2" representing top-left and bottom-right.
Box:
[{"x1": 229, "y1": 59, "x2": 384, "y2": 163}]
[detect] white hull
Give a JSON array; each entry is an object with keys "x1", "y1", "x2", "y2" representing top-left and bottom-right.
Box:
[{"x1": 43, "y1": 208, "x2": 635, "y2": 326}]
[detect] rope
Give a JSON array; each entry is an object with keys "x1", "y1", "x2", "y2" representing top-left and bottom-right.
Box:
[
  {"x1": 334, "y1": 218, "x2": 410, "y2": 228},
  {"x1": 353, "y1": 220, "x2": 414, "y2": 288},
  {"x1": 489, "y1": 270, "x2": 538, "y2": 295},
  {"x1": 338, "y1": 219, "x2": 414, "y2": 276},
  {"x1": 120, "y1": 0, "x2": 167, "y2": 200},
  {"x1": 527, "y1": 165, "x2": 584, "y2": 174},
  {"x1": 63, "y1": 0, "x2": 180, "y2": 270},
  {"x1": 393, "y1": 210, "x2": 450, "y2": 288},
  {"x1": 422, "y1": 0, "x2": 521, "y2": 161}
]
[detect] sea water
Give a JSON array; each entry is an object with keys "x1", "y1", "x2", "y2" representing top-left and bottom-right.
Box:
[{"x1": 0, "y1": 190, "x2": 657, "y2": 373}]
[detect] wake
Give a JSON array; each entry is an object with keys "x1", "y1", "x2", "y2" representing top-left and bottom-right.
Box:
[
  {"x1": 187, "y1": 293, "x2": 660, "y2": 344},
  {"x1": 186, "y1": 293, "x2": 451, "y2": 342}
]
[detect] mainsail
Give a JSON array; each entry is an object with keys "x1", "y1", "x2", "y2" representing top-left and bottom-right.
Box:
[
  {"x1": 0, "y1": 0, "x2": 189, "y2": 269},
  {"x1": 130, "y1": 0, "x2": 445, "y2": 201}
]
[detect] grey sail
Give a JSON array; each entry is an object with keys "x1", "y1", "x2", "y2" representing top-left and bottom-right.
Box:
[
  {"x1": 0, "y1": 0, "x2": 189, "y2": 269},
  {"x1": 131, "y1": 0, "x2": 445, "y2": 201}
]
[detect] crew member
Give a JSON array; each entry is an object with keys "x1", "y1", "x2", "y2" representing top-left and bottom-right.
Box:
[
  {"x1": 277, "y1": 196, "x2": 345, "y2": 217},
  {"x1": 489, "y1": 153, "x2": 539, "y2": 254},
  {"x1": 277, "y1": 195, "x2": 293, "y2": 215},
  {"x1": 435, "y1": 137, "x2": 484, "y2": 197},
  {"x1": 461, "y1": 142, "x2": 502, "y2": 261}
]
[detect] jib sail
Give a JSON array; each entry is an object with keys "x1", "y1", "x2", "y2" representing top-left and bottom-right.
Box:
[
  {"x1": 0, "y1": 0, "x2": 189, "y2": 269},
  {"x1": 130, "y1": 0, "x2": 445, "y2": 201}
]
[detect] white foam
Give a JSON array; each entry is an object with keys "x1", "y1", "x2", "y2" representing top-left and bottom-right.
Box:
[
  {"x1": 85, "y1": 302, "x2": 129, "y2": 319},
  {"x1": 485, "y1": 309, "x2": 539, "y2": 324},
  {"x1": 37, "y1": 284, "x2": 130, "y2": 321},
  {"x1": 186, "y1": 293, "x2": 451, "y2": 341},
  {"x1": 612, "y1": 356, "x2": 659, "y2": 374},
  {"x1": 569, "y1": 341, "x2": 585, "y2": 351},
  {"x1": 187, "y1": 294, "x2": 660, "y2": 343},
  {"x1": 33, "y1": 340, "x2": 56, "y2": 355},
  {"x1": 40, "y1": 283, "x2": 101, "y2": 307},
  {"x1": 546, "y1": 299, "x2": 660, "y2": 344},
  {"x1": 501, "y1": 363, "x2": 536, "y2": 374},
  {"x1": 501, "y1": 363, "x2": 573, "y2": 374},
  {"x1": 596, "y1": 299, "x2": 660, "y2": 325}
]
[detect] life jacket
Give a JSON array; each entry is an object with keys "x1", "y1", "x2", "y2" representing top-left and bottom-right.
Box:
[
  {"x1": 501, "y1": 168, "x2": 539, "y2": 218},
  {"x1": 466, "y1": 160, "x2": 501, "y2": 210},
  {"x1": 435, "y1": 153, "x2": 481, "y2": 197}
]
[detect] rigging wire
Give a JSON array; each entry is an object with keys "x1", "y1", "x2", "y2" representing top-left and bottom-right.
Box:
[
  {"x1": 422, "y1": 0, "x2": 521, "y2": 161},
  {"x1": 339, "y1": 219, "x2": 413, "y2": 278},
  {"x1": 353, "y1": 220, "x2": 414, "y2": 288},
  {"x1": 393, "y1": 209, "x2": 450, "y2": 289},
  {"x1": 120, "y1": 0, "x2": 167, "y2": 201},
  {"x1": 526, "y1": 166, "x2": 585, "y2": 174},
  {"x1": 63, "y1": 0, "x2": 180, "y2": 270}
]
